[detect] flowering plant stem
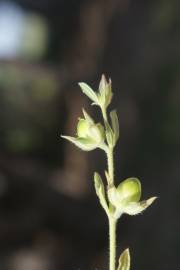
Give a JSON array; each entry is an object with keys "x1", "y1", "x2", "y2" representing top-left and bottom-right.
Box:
[
  {"x1": 109, "y1": 217, "x2": 117, "y2": 270},
  {"x1": 61, "y1": 75, "x2": 156, "y2": 270},
  {"x1": 103, "y1": 109, "x2": 116, "y2": 270}
]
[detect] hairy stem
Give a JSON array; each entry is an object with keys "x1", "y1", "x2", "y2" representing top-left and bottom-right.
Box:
[
  {"x1": 102, "y1": 108, "x2": 116, "y2": 270},
  {"x1": 102, "y1": 107, "x2": 108, "y2": 122},
  {"x1": 107, "y1": 147, "x2": 114, "y2": 185},
  {"x1": 102, "y1": 107, "x2": 114, "y2": 184},
  {"x1": 107, "y1": 146, "x2": 117, "y2": 270},
  {"x1": 109, "y1": 218, "x2": 117, "y2": 270}
]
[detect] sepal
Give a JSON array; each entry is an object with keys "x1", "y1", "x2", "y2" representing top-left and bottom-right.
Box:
[
  {"x1": 123, "y1": 197, "x2": 157, "y2": 215},
  {"x1": 61, "y1": 136, "x2": 97, "y2": 151},
  {"x1": 82, "y1": 108, "x2": 94, "y2": 123}
]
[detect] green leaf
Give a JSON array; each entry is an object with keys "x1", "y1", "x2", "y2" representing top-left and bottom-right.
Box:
[
  {"x1": 94, "y1": 172, "x2": 105, "y2": 197},
  {"x1": 117, "y1": 248, "x2": 130, "y2": 270},
  {"x1": 110, "y1": 110, "x2": 119, "y2": 143},
  {"x1": 79, "y1": 82, "x2": 98, "y2": 104},
  {"x1": 94, "y1": 172, "x2": 109, "y2": 215},
  {"x1": 61, "y1": 136, "x2": 97, "y2": 151}
]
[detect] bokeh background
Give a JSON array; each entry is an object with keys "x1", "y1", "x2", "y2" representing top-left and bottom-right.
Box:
[{"x1": 0, "y1": 0, "x2": 179, "y2": 269}]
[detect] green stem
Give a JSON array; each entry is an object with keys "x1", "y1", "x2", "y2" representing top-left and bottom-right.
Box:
[
  {"x1": 107, "y1": 147, "x2": 114, "y2": 184},
  {"x1": 109, "y1": 218, "x2": 117, "y2": 270},
  {"x1": 102, "y1": 107, "x2": 108, "y2": 122},
  {"x1": 107, "y1": 146, "x2": 117, "y2": 270},
  {"x1": 101, "y1": 107, "x2": 114, "y2": 184},
  {"x1": 101, "y1": 106, "x2": 117, "y2": 270}
]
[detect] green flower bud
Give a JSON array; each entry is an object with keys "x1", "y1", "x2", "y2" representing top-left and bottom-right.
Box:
[
  {"x1": 79, "y1": 74, "x2": 113, "y2": 109},
  {"x1": 61, "y1": 110, "x2": 105, "y2": 151},
  {"x1": 77, "y1": 119, "x2": 91, "y2": 138},
  {"x1": 98, "y1": 74, "x2": 113, "y2": 109},
  {"x1": 108, "y1": 178, "x2": 156, "y2": 219},
  {"x1": 117, "y1": 178, "x2": 141, "y2": 204},
  {"x1": 77, "y1": 118, "x2": 105, "y2": 144}
]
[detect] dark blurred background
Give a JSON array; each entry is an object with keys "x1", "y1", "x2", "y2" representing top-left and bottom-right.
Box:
[{"x1": 0, "y1": 0, "x2": 179, "y2": 269}]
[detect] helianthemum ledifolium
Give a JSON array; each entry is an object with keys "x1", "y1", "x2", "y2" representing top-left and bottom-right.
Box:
[{"x1": 61, "y1": 75, "x2": 157, "y2": 270}]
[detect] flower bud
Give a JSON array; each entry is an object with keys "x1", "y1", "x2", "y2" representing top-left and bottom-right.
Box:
[
  {"x1": 98, "y1": 74, "x2": 113, "y2": 109},
  {"x1": 61, "y1": 110, "x2": 105, "y2": 151},
  {"x1": 79, "y1": 75, "x2": 113, "y2": 109},
  {"x1": 117, "y1": 178, "x2": 141, "y2": 204},
  {"x1": 108, "y1": 178, "x2": 156, "y2": 219},
  {"x1": 77, "y1": 118, "x2": 105, "y2": 145},
  {"x1": 77, "y1": 119, "x2": 91, "y2": 138}
]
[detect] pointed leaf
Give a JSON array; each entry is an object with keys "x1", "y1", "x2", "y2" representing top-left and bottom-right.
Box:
[
  {"x1": 117, "y1": 248, "x2": 130, "y2": 270},
  {"x1": 61, "y1": 136, "x2": 97, "y2": 151},
  {"x1": 94, "y1": 172, "x2": 109, "y2": 215},
  {"x1": 94, "y1": 172, "x2": 105, "y2": 197},
  {"x1": 110, "y1": 110, "x2": 119, "y2": 143},
  {"x1": 79, "y1": 83, "x2": 98, "y2": 104}
]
